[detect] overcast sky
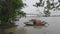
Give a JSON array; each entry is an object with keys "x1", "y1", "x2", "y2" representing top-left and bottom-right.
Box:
[{"x1": 22, "y1": 0, "x2": 60, "y2": 15}]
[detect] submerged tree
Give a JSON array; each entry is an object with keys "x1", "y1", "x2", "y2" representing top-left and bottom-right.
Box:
[
  {"x1": 33, "y1": 0, "x2": 60, "y2": 17},
  {"x1": 0, "y1": 0, "x2": 26, "y2": 34},
  {"x1": 0, "y1": 0, "x2": 26, "y2": 25}
]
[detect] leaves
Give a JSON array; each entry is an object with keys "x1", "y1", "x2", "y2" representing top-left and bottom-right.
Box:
[
  {"x1": 58, "y1": 0, "x2": 60, "y2": 2},
  {"x1": 17, "y1": 11, "x2": 26, "y2": 18},
  {"x1": 0, "y1": 0, "x2": 26, "y2": 25},
  {"x1": 44, "y1": 9, "x2": 51, "y2": 17},
  {"x1": 33, "y1": 0, "x2": 60, "y2": 17}
]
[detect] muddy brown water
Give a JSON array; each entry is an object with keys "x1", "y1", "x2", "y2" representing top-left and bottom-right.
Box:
[{"x1": 15, "y1": 17, "x2": 60, "y2": 34}]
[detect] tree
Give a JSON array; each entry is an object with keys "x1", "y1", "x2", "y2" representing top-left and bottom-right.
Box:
[
  {"x1": 0, "y1": 0, "x2": 26, "y2": 34},
  {"x1": 33, "y1": 0, "x2": 60, "y2": 17},
  {"x1": 0, "y1": 0, "x2": 26, "y2": 25}
]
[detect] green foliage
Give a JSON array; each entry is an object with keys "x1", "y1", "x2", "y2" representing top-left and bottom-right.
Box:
[
  {"x1": 17, "y1": 11, "x2": 26, "y2": 18},
  {"x1": 0, "y1": 0, "x2": 26, "y2": 25},
  {"x1": 44, "y1": 9, "x2": 51, "y2": 17},
  {"x1": 33, "y1": 0, "x2": 60, "y2": 17}
]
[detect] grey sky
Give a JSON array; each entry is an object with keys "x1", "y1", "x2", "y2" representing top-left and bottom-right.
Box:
[{"x1": 22, "y1": 0, "x2": 60, "y2": 15}]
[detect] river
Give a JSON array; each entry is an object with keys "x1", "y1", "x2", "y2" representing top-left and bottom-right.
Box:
[{"x1": 15, "y1": 17, "x2": 60, "y2": 34}]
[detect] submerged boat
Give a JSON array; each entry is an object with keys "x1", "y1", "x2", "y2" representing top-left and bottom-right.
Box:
[{"x1": 24, "y1": 19, "x2": 48, "y2": 26}]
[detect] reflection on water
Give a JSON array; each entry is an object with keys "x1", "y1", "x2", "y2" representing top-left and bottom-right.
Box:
[
  {"x1": 18, "y1": 27, "x2": 27, "y2": 34},
  {"x1": 18, "y1": 26, "x2": 48, "y2": 34},
  {"x1": 33, "y1": 26, "x2": 44, "y2": 29},
  {"x1": 24, "y1": 26, "x2": 44, "y2": 29}
]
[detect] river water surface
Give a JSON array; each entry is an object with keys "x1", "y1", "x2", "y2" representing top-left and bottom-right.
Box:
[{"x1": 15, "y1": 17, "x2": 60, "y2": 34}]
